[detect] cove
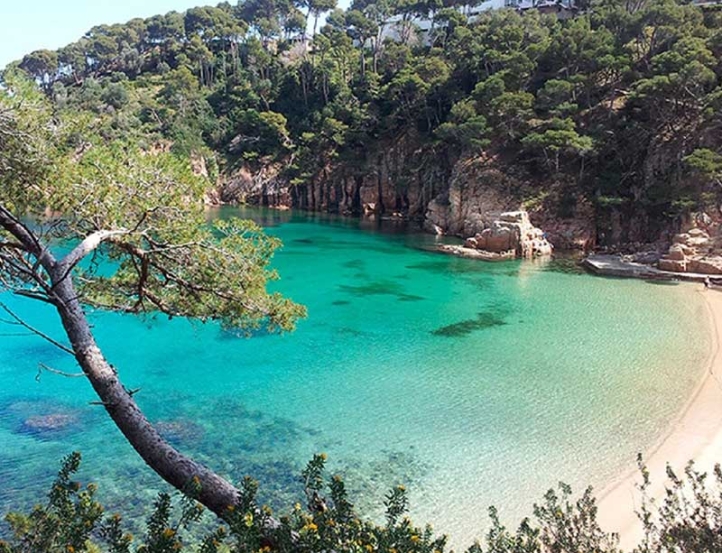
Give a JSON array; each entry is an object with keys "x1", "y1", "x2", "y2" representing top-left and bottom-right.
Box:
[{"x1": 0, "y1": 207, "x2": 710, "y2": 547}]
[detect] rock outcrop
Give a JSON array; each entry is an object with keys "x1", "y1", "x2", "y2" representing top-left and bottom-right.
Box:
[
  {"x1": 457, "y1": 211, "x2": 553, "y2": 259},
  {"x1": 658, "y1": 224, "x2": 722, "y2": 274},
  {"x1": 424, "y1": 163, "x2": 516, "y2": 237},
  {"x1": 423, "y1": 158, "x2": 594, "y2": 249}
]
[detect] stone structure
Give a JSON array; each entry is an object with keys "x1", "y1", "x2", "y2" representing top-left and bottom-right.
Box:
[
  {"x1": 456, "y1": 210, "x2": 553, "y2": 259},
  {"x1": 658, "y1": 225, "x2": 722, "y2": 274}
]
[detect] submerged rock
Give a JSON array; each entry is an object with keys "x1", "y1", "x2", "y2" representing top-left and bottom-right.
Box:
[
  {"x1": 18, "y1": 413, "x2": 80, "y2": 437},
  {"x1": 155, "y1": 419, "x2": 205, "y2": 445}
]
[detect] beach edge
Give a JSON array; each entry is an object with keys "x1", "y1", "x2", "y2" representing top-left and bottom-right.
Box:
[{"x1": 597, "y1": 285, "x2": 722, "y2": 550}]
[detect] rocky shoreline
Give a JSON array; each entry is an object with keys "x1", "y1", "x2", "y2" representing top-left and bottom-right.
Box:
[{"x1": 582, "y1": 255, "x2": 722, "y2": 283}]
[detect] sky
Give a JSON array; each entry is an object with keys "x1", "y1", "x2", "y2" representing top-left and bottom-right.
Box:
[{"x1": 0, "y1": 0, "x2": 218, "y2": 70}]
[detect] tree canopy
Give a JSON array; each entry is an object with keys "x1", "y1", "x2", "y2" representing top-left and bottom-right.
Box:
[
  {"x1": 6, "y1": 0, "x2": 722, "y2": 242},
  {"x1": 0, "y1": 73, "x2": 305, "y2": 521}
]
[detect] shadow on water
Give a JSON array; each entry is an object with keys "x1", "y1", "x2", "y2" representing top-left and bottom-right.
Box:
[
  {"x1": 406, "y1": 260, "x2": 490, "y2": 275},
  {"x1": 10, "y1": 341, "x2": 69, "y2": 365},
  {"x1": 538, "y1": 255, "x2": 586, "y2": 275},
  {"x1": 339, "y1": 280, "x2": 425, "y2": 302},
  {"x1": 431, "y1": 312, "x2": 507, "y2": 337},
  {"x1": 644, "y1": 279, "x2": 681, "y2": 286},
  {"x1": 342, "y1": 259, "x2": 366, "y2": 270}
]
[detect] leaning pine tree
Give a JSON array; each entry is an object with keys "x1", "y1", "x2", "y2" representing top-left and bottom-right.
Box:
[{"x1": 0, "y1": 75, "x2": 306, "y2": 521}]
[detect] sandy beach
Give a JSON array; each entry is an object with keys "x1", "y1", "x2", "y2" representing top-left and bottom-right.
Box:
[{"x1": 597, "y1": 285, "x2": 722, "y2": 550}]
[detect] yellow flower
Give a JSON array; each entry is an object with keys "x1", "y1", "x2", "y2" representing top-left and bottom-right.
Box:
[
  {"x1": 302, "y1": 522, "x2": 319, "y2": 533},
  {"x1": 244, "y1": 512, "x2": 254, "y2": 527},
  {"x1": 410, "y1": 535, "x2": 420, "y2": 543},
  {"x1": 162, "y1": 528, "x2": 176, "y2": 539},
  {"x1": 227, "y1": 504, "x2": 236, "y2": 512}
]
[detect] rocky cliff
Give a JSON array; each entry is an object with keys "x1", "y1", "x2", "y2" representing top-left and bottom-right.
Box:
[{"x1": 215, "y1": 142, "x2": 660, "y2": 252}]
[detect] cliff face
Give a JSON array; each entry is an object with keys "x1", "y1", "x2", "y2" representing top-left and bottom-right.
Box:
[
  {"x1": 215, "y1": 140, "x2": 670, "y2": 251},
  {"x1": 220, "y1": 133, "x2": 450, "y2": 218}
]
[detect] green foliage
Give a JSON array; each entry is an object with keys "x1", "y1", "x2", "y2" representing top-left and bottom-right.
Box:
[
  {"x1": 685, "y1": 148, "x2": 722, "y2": 186},
  {"x1": 521, "y1": 118, "x2": 594, "y2": 173},
  {"x1": 0, "y1": 452, "x2": 103, "y2": 553},
  {"x1": 0, "y1": 80, "x2": 305, "y2": 334},
  {"x1": 5, "y1": 0, "x2": 722, "y2": 238},
  {"x1": 436, "y1": 100, "x2": 490, "y2": 150},
  {"x1": 5, "y1": 454, "x2": 722, "y2": 553},
  {"x1": 635, "y1": 459, "x2": 722, "y2": 553}
]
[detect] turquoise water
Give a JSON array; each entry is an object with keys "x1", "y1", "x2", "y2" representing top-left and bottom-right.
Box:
[{"x1": 0, "y1": 208, "x2": 711, "y2": 546}]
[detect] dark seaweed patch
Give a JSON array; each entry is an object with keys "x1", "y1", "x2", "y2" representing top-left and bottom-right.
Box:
[
  {"x1": 397, "y1": 294, "x2": 425, "y2": 302},
  {"x1": 332, "y1": 300, "x2": 351, "y2": 306},
  {"x1": 337, "y1": 327, "x2": 365, "y2": 336},
  {"x1": 431, "y1": 312, "x2": 506, "y2": 337},
  {"x1": 339, "y1": 281, "x2": 425, "y2": 302},
  {"x1": 406, "y1": 260, "x2": 486, "y2": 275},
  {"x1": 341, "y1": 259, "x2": 365, "y2": 269}
]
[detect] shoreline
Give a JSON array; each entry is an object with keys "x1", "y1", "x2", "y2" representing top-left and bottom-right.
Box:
[{"x1": 597, "y1": 285, "x2": 722, "y2": 550}]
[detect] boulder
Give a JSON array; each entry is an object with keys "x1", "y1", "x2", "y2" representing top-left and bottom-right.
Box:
[
  {"x1": 659, "y1": 221, "x2": 722, "y2": 274},
  {"x1": 659, "y1": 259, "x2": 687, "y2": 272},
  {"x1": 688, "y1": 257, "x2": 722, "y2": 275},
  {"x1": 464, "y1": 236, "x2": 478, "y2": 249},
  {"x1": 363, "y1": 202, "x2": 377, "y2": 216},
  {"x1": 666, "y1": 245, "x2": 687, "y2": 261},
  {"x1": 461, "y1": 210, "x2": 553, "y2": 259},
  {"x1": 498, "y1": 211, "x2": 530, "y2": 225}
]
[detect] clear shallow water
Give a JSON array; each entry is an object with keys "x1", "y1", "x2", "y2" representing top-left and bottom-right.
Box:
[{"x1": 0, "y1": 208, "x2": 711, "y2": 547}]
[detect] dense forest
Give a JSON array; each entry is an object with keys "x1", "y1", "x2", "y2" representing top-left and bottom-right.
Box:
[{"x1": 5, "y1": 0, "x2": 722, "y2": 246}]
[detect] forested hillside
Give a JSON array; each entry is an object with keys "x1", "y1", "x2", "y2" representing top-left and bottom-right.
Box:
[{"x1": 6, "y1": 0, "x2": 722, "y2": 248}]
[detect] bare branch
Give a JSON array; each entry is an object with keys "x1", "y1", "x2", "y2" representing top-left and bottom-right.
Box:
[
  {"x1": 36, "y1": 362, "x2": 86, "y2": 381},
  {"x1": 58, "y1": 228, "x2": 130, "y2": 276},
  {"x1": 0, "y1": 301, "x2": 75, "y2": 356}
]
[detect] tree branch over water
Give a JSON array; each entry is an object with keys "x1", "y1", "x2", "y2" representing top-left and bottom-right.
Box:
[{"x1": 0, "y1": 79, "x2": 306, "y2": 526}]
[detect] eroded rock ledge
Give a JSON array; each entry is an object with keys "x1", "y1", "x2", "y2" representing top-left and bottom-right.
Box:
[{"x1": 438, "y1": 211, "x2": 553, "y2": 260}]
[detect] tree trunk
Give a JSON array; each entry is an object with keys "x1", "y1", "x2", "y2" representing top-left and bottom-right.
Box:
[
  {"x1": 49, "y1": 268, "x2": 241, "y2": 518},
  {"x1": 0, "y1": 208, "x2": 251, "y2": 522}
]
